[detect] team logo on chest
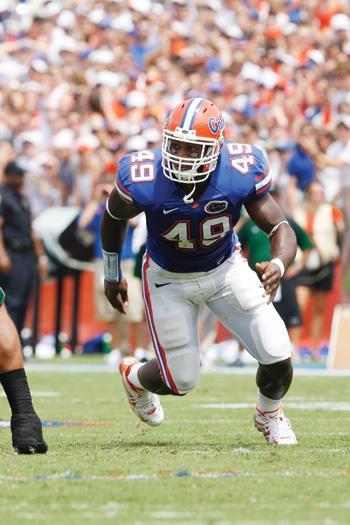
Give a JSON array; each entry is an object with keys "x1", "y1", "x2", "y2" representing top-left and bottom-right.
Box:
[{"x1": 204, "y1": 200, "x2": 228, "y2": 214}]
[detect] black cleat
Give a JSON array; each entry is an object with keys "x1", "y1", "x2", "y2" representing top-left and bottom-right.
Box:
[{"x1": 11, "y1": 413, "x2": 48, "y2": 454}]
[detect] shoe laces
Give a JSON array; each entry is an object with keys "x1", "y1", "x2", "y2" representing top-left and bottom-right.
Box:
[
  {"x1": 261, "y1": 409, "x2": 292, "y2": 437},
  {"x1": 130, "y1": 388, "x2": 159, "y2": 414},
  {"x1": 270, "y1": 412, "x2": 291, "y2": 432}
]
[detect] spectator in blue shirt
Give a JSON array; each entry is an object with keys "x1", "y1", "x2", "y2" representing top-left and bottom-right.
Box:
[
  {"x1": 287, "y1": 124, "x2": 316, "y2": 191},
  {"x1": 287, "y1": 123, "x2": 317, "y2": 213}
]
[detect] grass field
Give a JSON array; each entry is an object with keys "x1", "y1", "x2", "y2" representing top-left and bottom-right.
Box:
[{"x1": 0, "y1": 361, "x2": 350, "y2": 525}]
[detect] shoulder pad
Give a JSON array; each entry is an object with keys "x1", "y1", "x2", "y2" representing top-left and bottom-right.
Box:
[
  {"x1": 252, "y1": 146, "x2": 271, "y2": 198},
  {"x1": 115, "y1": 149, "x2": 162, "y2": 207},
  {"x1": 222, "y1": 142, "x2": 271, "y2": 199}
]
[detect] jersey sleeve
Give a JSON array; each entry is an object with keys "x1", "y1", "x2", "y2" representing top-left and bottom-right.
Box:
[
  {"x1": 253, "y1": 147, "x2": 272, "y2": 199},
  {"x1": 115, "y1": 151, "x2": 159, "y2": 210},
  {"x1": 115, "y1": 156, "x2": 138, "y2": 206}
]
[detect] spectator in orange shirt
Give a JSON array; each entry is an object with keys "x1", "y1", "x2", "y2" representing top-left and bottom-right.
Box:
[{"x1": 293, "y1": 181, "x2": 345, "y2": 360}]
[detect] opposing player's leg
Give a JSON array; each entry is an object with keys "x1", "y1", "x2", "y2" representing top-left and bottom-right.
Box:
[
  {"x1": 119, "y1": 256, "x2": 201, "y2": 425},
  {"x1": 0, "y1": 295, "x2": 48, "y2": 454},
  {"x1": 207, "y1": 253, "x2": 297, "y2": 445}
]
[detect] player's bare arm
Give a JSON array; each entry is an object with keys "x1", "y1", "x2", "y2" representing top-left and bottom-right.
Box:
[
  {"x1": 245, "y1": 193, "x2": 297, "y2": 302},
  {"x1": 100, "y1": 187, "x2": 141, "y2": 314}
]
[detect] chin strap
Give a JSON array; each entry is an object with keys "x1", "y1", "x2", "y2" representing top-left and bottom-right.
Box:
[{"x1": 183, "y1": 184, "x2": 196, "y2": 204}]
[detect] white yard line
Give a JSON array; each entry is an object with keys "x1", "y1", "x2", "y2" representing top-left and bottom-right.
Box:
[
  {"x1": 24, "y1": 362, "x2": 350, "y2": 376},
  {"x1": 0, "y1": 391, "x2": 60, "y2": 398},
  {"x1": 204, "y1": 366, "x2": 350, "y2": 377},
  {"x1": 197, "y1": 401, "x2": 350, "y2": 411},
  {"x1": 25, "y1": 363, "x2": 113, "y2": 373}
]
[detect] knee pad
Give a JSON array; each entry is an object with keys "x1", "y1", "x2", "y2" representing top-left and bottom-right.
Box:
[
  {"x1": 155, "y1": 370, "x2": 197, "y2": 396},
  {"x1": 154, "y1": 383, "x2": 181, "y2": 396},
  {"x1": 251, "y1": 306, "x2": 292, "y2": 364},
  {"x1": 175, "y1": 376, "x2": 198, "y2": 396},
  {"x1": 256, "y1": 358, "x2": 293, "y2": 400},
  {"x1": 159, "y1": 386, "x2": 188, "y2": 397},
  {"x1": 149, "y1": 347, "x2": 199, "y2": 396},
  {"x1": 169, "y1": 351, "x2": 200, "y2": 395}
]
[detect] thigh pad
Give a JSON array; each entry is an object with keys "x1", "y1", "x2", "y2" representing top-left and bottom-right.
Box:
[
  {"x1": 156, "y1": 310, "x2": 191, "y2": 350},
  {"x1": 229, "y1": 261, "x2": 266, "y2": 311},
  {"x1": 251, "y1": 306, "x2": 291, "y2": 364}
]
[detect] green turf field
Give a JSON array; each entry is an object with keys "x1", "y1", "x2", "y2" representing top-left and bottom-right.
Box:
[{"x1": 0, "y1": 362, "x2": 350, "y2": 525}]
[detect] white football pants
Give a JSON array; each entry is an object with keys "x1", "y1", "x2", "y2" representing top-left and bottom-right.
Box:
[{"x1": 142, "y1": 251, "x2": 291, "y2": 395}]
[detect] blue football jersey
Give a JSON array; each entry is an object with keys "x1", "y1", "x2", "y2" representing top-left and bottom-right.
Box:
[{"x1": 115, "y1": 142, "x2": 271, "y2": 272}]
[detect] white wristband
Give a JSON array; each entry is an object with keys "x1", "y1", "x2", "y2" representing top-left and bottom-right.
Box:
[
  {"x1": 102, "y1": 250, "x2": 122, "y2": 282},
  {"x1": 271, "y1": 257, "x2": 285, "y2": 277}
]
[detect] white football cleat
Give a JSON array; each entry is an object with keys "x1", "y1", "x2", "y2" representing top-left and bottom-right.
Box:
[
  {"x1": 254, "y1": 406, "x2": 297, "y2": 445},
  {"x1": 119, "y1": 357, "x2": 164, "y2": 427}
]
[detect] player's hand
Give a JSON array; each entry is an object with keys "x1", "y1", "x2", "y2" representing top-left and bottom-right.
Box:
[
  {"x1": 0, "y1": 252, "x2": 11, "y2": 273},
  {"x1": 104, "y1": 278, "x2": 129, "y2": 314},
  {"x1": 256, "y1": 261, "x2": 282, "y2": 304}
]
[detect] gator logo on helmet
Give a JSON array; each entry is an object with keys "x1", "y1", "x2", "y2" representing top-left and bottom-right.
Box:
[
  {"x1": 208, "y1": 116, "x2": 224, "y2": 135},
  {"x1": 204, "y1": 200, "x2": 228, "y2": 214}
]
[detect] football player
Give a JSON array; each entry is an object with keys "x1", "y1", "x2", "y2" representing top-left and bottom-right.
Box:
[
  {"x1": 101, "y1": 98, "x2": 298, "y2": 445},
  {"x1": 0, "y1": 287, "x2": 47, "y2": 453}
]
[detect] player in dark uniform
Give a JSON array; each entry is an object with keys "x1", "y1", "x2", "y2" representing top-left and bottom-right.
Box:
[
  {"x1": 101, "y1": 98, "x2": 298, "y2": 445},
  {"x1": 238, "y1": 194, "x2": 313, "y2": 354},
  {"x1": 0, "y1": 286, "x2": 47, "y2": 453},
  {"x1": 0, "y1": 161, "x2": 48, "y2": 336}
]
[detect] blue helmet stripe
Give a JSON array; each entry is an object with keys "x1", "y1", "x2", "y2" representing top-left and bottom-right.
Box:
[
  {"x1": 180, "y1": 98, "x2": 204, "y2": 130},
  {"x1": 187, "y1": 98, "x2": 204, "y2": 129},
  {"x1": 180, "y1": 101, "x2": 191, "y2": 128}
]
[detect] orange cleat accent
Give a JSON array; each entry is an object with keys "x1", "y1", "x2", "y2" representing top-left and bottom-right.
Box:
[
  {"x1": 254, "y1": 405, "x2": 297, "y2": 445},
  {"x1": 119, "y1": 357, "x2": 164, "y2": 426}
]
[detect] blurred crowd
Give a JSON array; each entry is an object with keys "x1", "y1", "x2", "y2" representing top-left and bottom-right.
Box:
[{"x1": 0, "y1": 0, "x2": 350, "y2": 360}]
